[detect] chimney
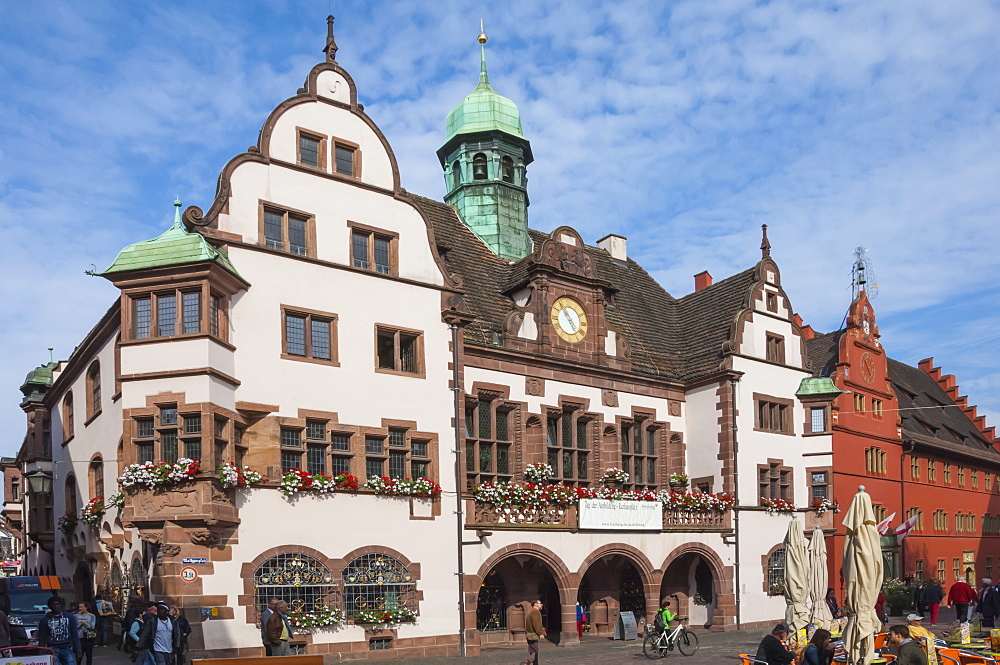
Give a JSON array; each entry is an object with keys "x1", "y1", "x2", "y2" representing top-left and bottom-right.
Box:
[
  {"x1": 694, "y1": 271, "x2": 713, "y2": 292},
  {"x1": 801, "y1": 325, "x2": 815, "y2": 340},
  {"x1": 597, "y1": 234, "x2": 627, "y2": 262},
  {"x1": 793, "y1": 313, "x2": 804, "y2": 327}
]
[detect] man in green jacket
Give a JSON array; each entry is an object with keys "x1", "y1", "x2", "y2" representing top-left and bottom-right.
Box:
[{"x1": 888, "y1": 625, "x2": 928, "y2": 665}]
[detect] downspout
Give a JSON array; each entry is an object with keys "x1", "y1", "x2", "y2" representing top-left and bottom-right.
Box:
[
  {"x1": 731, "y1": 377, "x2": 742, "y2": 630},
  {"x1": 450, "y1": 322, "x2": 467, "y2": 656}
]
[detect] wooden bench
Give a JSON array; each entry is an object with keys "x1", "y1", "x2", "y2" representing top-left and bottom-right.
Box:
[{"x1": 194, "y1": 656, "x2": 322, "y2": 665}]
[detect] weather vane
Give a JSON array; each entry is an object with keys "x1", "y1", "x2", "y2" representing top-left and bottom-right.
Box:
[{"x1": 851, "y1": 246, "x2": 878, "y2": 300}]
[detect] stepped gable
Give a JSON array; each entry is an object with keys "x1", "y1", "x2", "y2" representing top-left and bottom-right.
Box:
[
  {"x1": 805, "y1": 329, "x2": 845, "y2": 375},
  {"x1": 916, "y1": 357, "x2": 999, "y2": 445},
  {"x1": 673, "y1": 267, "x2": 758, "y2": 380},
  {"x1": 888, "y1": 358, "x2": 1000, "y2": 462}
]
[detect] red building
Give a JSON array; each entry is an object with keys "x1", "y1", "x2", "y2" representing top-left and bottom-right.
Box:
[{"x1": 807, "y1": 289, "x2": 1000, "y2": 591}]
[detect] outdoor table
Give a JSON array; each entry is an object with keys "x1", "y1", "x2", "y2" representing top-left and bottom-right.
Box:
[{"x1": 834, "y1": 658, "x2": 886, "y2": 663}]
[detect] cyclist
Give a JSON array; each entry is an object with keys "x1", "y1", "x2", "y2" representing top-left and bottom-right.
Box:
[{"x1": 653, "y1": 600, "x2": 676, "y2": 634}]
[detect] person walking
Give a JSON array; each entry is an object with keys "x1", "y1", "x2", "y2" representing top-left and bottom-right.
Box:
[
  {"x1": 887, "y1": 625, "x2": 928, "y2": 665},
  {"x1": 94, "y1": 595, "x2": 115, "y2": 647},
  {"x1": 981, "y1": 580, "x2": 1000, "y2": 629},
  {"x1": 126, "y1": 610, "x2": 147, "y2": 664},
  {"x1": 920, "y1": 580, "x2": 945, "y2": 625},
  {"x1": 264, "y1": 601, "x2": 294, "y2": 657},
  {"x1": 37, "y1": 596, "x2": 82, "y2": 665},
  {"x1": 260, "y1": 598, "x2": 279, "y2": 656},
  {"x1": 168, "y1": 607, "x2": 191, "y2": 665},
  {"x1": 914, "y1": 582, "x2": 927, "y2": 618},
  {"x1": 523, "y1": 599, "x2": 546, "y2": 665},
  {"x1": 946, "y1": 577, "x2": 976, "y2": 623},
  {"x1": 137, "y1": 604, "x2": 180, "y2": 665},
  {"x1": 75, "y1": 602, "x2": 97, "y2": 665}
]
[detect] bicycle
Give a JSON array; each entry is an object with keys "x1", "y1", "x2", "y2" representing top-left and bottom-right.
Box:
[{"x1": 642, "y1": 618, "x2": 699, "y2": 659}]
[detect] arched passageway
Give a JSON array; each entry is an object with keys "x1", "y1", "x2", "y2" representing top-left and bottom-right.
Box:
[
  {"x1": 476, "y1": 555, "x2": 565, "y2": 645},
  {"x1": 661, "y1": 550, "x2": 725, "y2": 629},
  {"x1": 576, "y1": 553, "x2": 652, "y2": 635}
]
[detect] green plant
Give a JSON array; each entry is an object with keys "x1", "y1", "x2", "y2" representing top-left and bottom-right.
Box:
[{"x1": 881, "y1": 578, "x2": 912, "y2": 615}]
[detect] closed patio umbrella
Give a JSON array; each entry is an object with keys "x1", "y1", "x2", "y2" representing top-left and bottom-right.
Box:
[
  {"x1": 809, "y1": 527, "x2": 834, "y2": 627},
  {"x1": 784, "y1": 515, "x2": 811, "y2": 638},
  {"x1": 842, "y1": 487, "x2": 883, "y2": 665}
]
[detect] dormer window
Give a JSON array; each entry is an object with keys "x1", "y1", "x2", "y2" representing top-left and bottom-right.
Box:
[
  {"x1": 501, "y1": 156, "x2": 514, "y2": 183},
  {"x1": 473, "y1": 153, "x2": 488, "y2": 180}
]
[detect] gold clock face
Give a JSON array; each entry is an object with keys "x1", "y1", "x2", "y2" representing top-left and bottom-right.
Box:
[
  {"x1": 550, "y1": 297, "x2": 588, "y2": 343},
  {"x1": 860, "y1": 352, "x2": 875, "y2": 384}
]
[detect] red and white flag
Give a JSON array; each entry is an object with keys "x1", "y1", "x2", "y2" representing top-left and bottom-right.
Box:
[
  {"x1": 876, "y1": 512, "x2": 896, "y2": 536},
  {"x1": 895, "y1": 514, "x2": 919, "y2": 542}
]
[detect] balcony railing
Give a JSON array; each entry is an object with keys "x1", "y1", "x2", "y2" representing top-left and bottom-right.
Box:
[{"x1": 468, "y1": 500, "x2": 732, "y2": 532}]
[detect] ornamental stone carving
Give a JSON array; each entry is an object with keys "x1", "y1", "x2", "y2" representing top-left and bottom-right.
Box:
[
  {"x1": 189, "y1": 530, "x2": 220, "y2": 547},
  {"x1": 139, "y1": 531, "x2": 163, "y2": 545},
  {"x1": 668, "y1": 400, "x2": 682, "y2": 417},
  {"x1": 160, "y1": 544, "x2": 181, "y2": 557},
  {"x1": 525, "y1": 377, "x2": 544, "y2": 397},
  {"x1": 601, "y1": 389, "x2": 618, "y2": 407}
]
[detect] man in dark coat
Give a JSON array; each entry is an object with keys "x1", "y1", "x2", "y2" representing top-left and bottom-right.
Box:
[
  {"x1": 136, "y1": 604, "x2": 180, "y2": 665},
  {"x1": 755, "y1": 623, "x2": 796, "y2": 665},
  {"x1": 888, "y1": 625, "x2": 928, "y2": 665},
  {"x1": 37, "y1": 597, "x2": 82, "y2": 665},
  {"x1": 981, "y1": 580, "x2": 1000, "y2": 629}
]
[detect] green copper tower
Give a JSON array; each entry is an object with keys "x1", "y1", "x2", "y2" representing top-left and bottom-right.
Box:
[{"x1": 437, "y1": 27, "x2": 533, "y2": 261}]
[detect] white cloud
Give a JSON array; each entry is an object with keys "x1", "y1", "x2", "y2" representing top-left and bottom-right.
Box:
[{"x1": 2, "y1": 0, "x2": 1000, "y2": 453}]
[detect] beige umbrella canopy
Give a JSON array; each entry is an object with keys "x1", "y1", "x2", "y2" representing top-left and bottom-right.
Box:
[
  {"x1": 784, "y1": 515, "x2": 811, "y2": 637},
  {"x1": 809, "y1": 527, "x2": 835, "y2": 627},
  {"x1": 842, "y1": 487, "x2": 884, "y2": 665}
]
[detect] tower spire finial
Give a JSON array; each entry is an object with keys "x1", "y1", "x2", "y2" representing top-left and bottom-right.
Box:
[
  {"x1": 760, "y1": 224, "x2": 771, "y2": 259},
  {"x1": 172, "y1": 198, "x2": 183, "y2": 230},
  {"x1": 477, "y1": 19, "x2": 490, "y2": 88},
  {"x1": 324, "y1": 14, "x2": 339, "y2": 62}
]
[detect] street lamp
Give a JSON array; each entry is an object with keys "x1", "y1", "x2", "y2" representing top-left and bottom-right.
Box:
[{"x1": 24, "y1": 470, "x2": 53, "y2": 495}]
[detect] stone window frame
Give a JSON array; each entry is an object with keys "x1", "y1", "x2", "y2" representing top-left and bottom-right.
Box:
[
  {"x1": 542, "y1": 398, "x2": 600, "y2": 487},
  {"x1": 295, "y1": 127, "x2": 328, "y2": 171},
  {"x1": 88, "y1": 454, "x2": 105, "y2": 501},
  {"x1": 765, "y1": 291, "x2": 778, "y2": 313},
  {"x1": 915, "y1": 558, "x2": 924, "y2": 580},
  {"x1": 257, "y1": 199, "x2": 317, "y2": 258},
  {"x1": 765, "y1": 333, "x2": 785, "y2": 364},
  {"x1": 280, "y1": 304, "x2": 340, "y2": 367},
  {"x1": 464, "y1": 384, "x2": 518, "y2": 490},
  {"x1": 944, "y1": 463, "x2": 952, "y2": 484},
  {"x1": 753, "y1": 393, "x2": 794, "y2": 435},
  {"x1": 331, "y1": 136, "x2": 362, "y2": 179},
  {"x1": 85, "y1": 360, "x2": 102, "y2": 424},
  {"x1": 348, "y1": 221, "x2": 399, "y2": 277},
  {"x1": 122, "y1": 280, "x2": 230, "y2": 345},
  {"x1": 616, "y1": 408, "x2": 667, "y2": 491},
  {"x1": 871, "y1": 398, "x2": 884, "y2": 418},
  {"x1": 864, "y1": 447, "x2": 887, "y2": 475},
  {"x1": 806, "y1": 466, "x2": 831, "y2": 501},
  {"x1": 373, "y1": 323, "x2": 425, "y2": 379},
  {"x1": 239, "y1": 544, "x2": 421, "y2": 625},
  {"x1": 905, "y1": 507, "x2": 923, "y2": 533},
  {"x1": 62, "y1": 391, "x2": 75, "y2": 443},
  {"x1": 124, "y1": 391, "x2": 245, "y2": 471},
  {"x1": 958, "y1": 466, "x2": 966, "y2": 487},
  {"x1": 758, "y1": 458, "x2": 793, "y2": 504},
  {"x1": 910, "y1": 455, "x2": 921, "y2": 480},
  {"x1": 762, "y1": 543, "x2": 786, "y2": 595}
]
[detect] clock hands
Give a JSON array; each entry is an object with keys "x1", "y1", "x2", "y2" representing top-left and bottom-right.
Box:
[{"x1": 559, "y1": 308, "x2": 579, "y2": 333}]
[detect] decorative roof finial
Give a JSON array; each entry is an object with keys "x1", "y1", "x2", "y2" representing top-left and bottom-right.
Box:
[
  {"x1": 172, "y1": 198, "x2": 183, "y2": 229},
  {"x1": 324, "y1": 14, "x2": 339, "y2": 62},
  {"x1": 47, "y1": 347, "x2": 54, "y2": 364},
  {"x1": 477, "y1": 19, "x2": 490, "y2": 88},
  {"x1": 760, "y1": 224, "x2": 771, "y2": 259}
]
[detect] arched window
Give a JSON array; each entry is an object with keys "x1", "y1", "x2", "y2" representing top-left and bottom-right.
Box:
[
  {"x1": 86, "y1": 360, "x2": 101, "y2": 420},
  {"x1": 129, "y1": 553, "x2": 147, "y2": 598},
  {"x1": 90, "y1": 457, "x2": 105, "y2": 499},
  {"x1": 63, "y1": 391, "x2": 74, "y2": 441},
  {"x1": 342, "y1": 553, "x2": 415, "y2": 618},
  {"x1": 501, "y1": 156, "x2": 514, "y2": 183},
  {"x1": 65, "y1": 475, "x2": 78, "y2": 515},
  {"x1": 452, "y1": 160, "x2": 462, "y2": 188},
  {"x1": 766, "y1": 547, "x2": 786, "y2": 596},
  {"x1": 476, "y1": 569, "x2": 507, "y2": 631},
  {"x1": 254, "y1": 553, "x2": 334, "y2": 615},
  {"x1": 472, "y1": 153, "x2": 488, "y2": 180}
]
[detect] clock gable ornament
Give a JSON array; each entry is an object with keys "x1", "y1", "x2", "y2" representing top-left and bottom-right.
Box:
[
  {"x1": 860, "y1": 352, "x2": 876, "y2": 384},
  {"x1": 550, "y1": 296, "x2": 588, "y2": 343}
]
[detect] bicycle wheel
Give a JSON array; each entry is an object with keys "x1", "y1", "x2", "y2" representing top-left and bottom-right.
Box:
[
  {"x1": 677, "y1": 629, "x2": 700, "y2": 656},
  {"x1": 643, "y1": 633, "x2": 664, "y2": 659}
]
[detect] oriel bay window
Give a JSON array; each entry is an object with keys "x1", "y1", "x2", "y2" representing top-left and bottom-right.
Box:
[
  {"x1": 546, "y1": 408, "x2": 591, "y2": 486},
  {"x1": 280, "y1": 427, "x2": 304, "y2": 472},
  {"x1": 281, "y1": 306, "x2": 338, "y2": 365},
  {"x1": 305, "y1": 419, "x2": 329, "y2": 475},
  {"x1": 127, "y1": 285, "x2": 228, "y2": 343},
  {"x1": 465, "y1": 397, "x2": 513, "y2": 488},
  {"x1": 130, "y1": 402, "x2": 240, "y2": 469},
  {"x1": 375, "y1": 325, "x2": 423, "y2": 376}
]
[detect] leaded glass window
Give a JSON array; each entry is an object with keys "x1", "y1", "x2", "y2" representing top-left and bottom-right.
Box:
[
  {"x1": 299, "y1": 134, "x2": 320, "y2": 167},
  {"x1": 547, "y1": 408, "x2": 590, "y2": 487},
  {"x1": 133, "y1": 298, "x2": 151, "y2": 339},
  {"x1": 766, "y1": 548, "x2": 786, "y2": 596},
  {"x1": 264, "y1": 210, "x2": 284, "y2": 250},
  {"x1": 288, "y1": 216, "x2": 308, "y2": 256},
  {"x1": 466, "y1": 398, "x2": 514, "y2": 489},
  {"x1": 342, "y1": 554, "x2": 415, "y2": 619},
  {"x1": 621, "y1": 419, "x2": 659, "y2": 491},
  {"x1": 157, "y1": 294, "x2": 176, "y2": 337},
  {"x1": 182, "y1": 292, "x2": 201, "y2": 334},
  {"x1": 254, "y1": 553, "x2": 335, "y2": 615},
  {"x1": 335, "y1": 145, "x2": 355, "y2": 176}
]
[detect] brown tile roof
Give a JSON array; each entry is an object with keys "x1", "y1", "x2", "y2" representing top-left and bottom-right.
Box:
[
  {"x1": 407, "y1": 193, "x2": 762, "y2": 382},
  {"x1": 805, "y1": 330, "x2": 844, "y2": 375},
  {"x1": 888, "y1": 357, "x2": 998, "y2": 460}
]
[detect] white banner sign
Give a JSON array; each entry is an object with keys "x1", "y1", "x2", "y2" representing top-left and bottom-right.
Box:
[
  {"x1": 0, "y1": 656, "x2": 53, "y2": 665},
  {"x1": 578, "y1": 499, "x2": 661, "y2": 530}
]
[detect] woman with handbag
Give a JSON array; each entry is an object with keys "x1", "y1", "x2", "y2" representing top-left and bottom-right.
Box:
[{"x1": 76, "y1": 601, "x2": 97, "y2": 665}]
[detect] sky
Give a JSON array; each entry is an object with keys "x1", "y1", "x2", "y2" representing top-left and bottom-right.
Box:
[{"x1": 1, "y1": 0, "x2": 999, "y2": 456}]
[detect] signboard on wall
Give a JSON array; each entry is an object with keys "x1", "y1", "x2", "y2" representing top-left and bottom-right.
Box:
[{"x1": 579, "y1": 499, "x2": 660, "y2": 531}]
